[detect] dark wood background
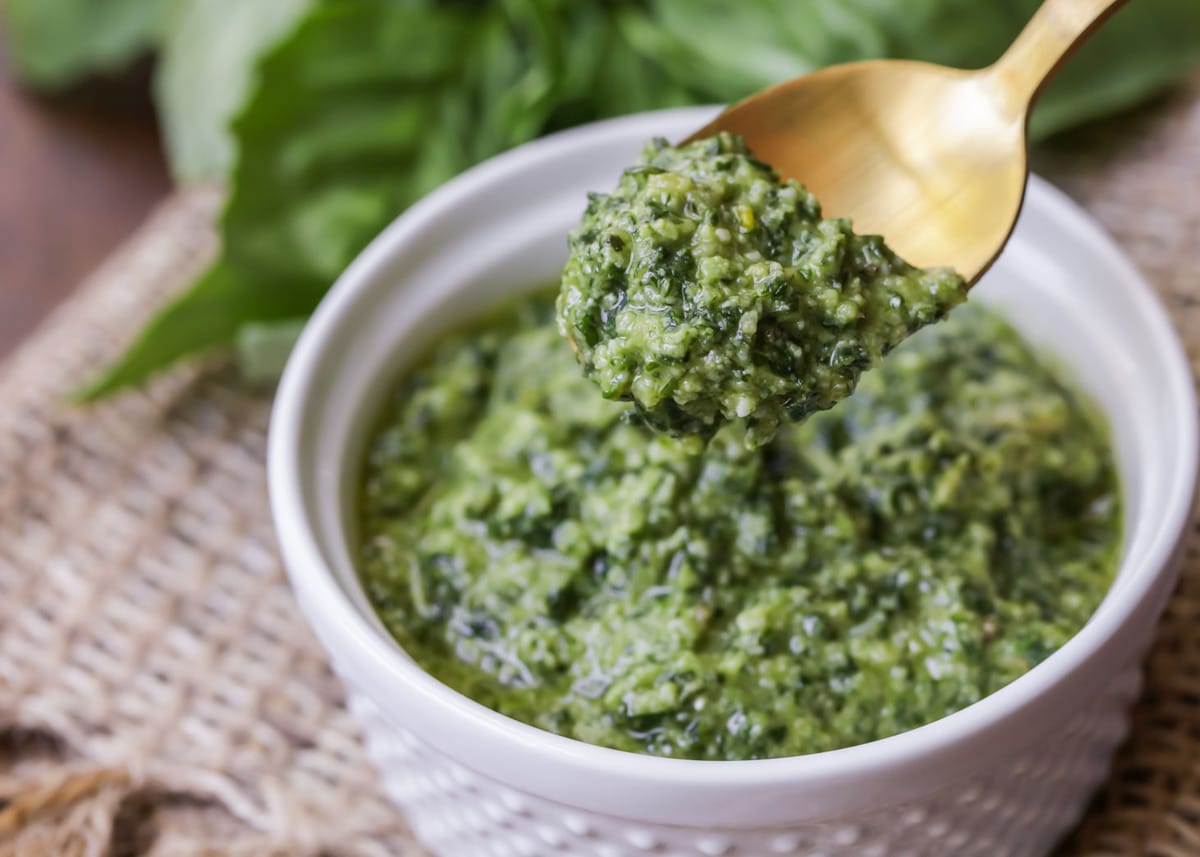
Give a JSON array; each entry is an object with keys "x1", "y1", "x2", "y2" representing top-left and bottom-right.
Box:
[{"x1": 0, "y1": 41, "x2": 171, "y2": 358}]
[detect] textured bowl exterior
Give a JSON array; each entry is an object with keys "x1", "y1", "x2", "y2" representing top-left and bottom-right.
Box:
[
  {"x1": 343, "y1": 665, "x2": 1142, "y2": 857},
  {"x1": 270, "y1": 108, "x2": 1199, "y2": 857}
]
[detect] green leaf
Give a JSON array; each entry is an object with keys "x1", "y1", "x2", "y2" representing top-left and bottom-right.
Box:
[
  {"x1": 84, "y1": 1, "x2": 471, "y2": 396},
  {"x1": 4, "y1": 0, "x2": 174, "y2": 90},
  {"x1": 78, "y1": 260, "x2": 314, "y2": 400},
  {"x1": 155, "y1": 0, "x2": 315, "y2": 183}
]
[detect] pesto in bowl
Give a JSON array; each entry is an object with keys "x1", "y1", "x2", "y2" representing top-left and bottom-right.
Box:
[{"x1": 358, "y1": 294, "x2": 1119, "y2": 761}]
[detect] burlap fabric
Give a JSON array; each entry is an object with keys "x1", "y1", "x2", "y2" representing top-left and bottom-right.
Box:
[{"x1": 2, "y1": 75, "x2": 1200, "y2": 857}]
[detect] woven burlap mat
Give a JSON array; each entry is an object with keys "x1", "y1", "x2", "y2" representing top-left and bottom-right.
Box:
[{"x1": 2, "y1": 76, "x2": 1200, "y2": 857}]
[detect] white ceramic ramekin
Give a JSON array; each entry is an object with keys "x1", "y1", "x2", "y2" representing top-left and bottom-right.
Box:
[{"x1": 269, "y1": 108, "x2": 1198, "y2": 857}]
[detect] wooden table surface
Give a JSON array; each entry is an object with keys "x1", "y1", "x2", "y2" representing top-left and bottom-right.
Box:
[{"x1": 0, "y1": 42, "x2": 171, "y2": 358}]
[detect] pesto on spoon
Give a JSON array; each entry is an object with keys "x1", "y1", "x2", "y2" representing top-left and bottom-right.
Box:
[{"x1": 557, "y1": 133, "x2": 966, "y2": 447}]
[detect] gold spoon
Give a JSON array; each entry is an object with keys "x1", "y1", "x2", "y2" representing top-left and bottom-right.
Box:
[{"x1": 685, "y1": 0, "x2": 1129, "y2": 284}]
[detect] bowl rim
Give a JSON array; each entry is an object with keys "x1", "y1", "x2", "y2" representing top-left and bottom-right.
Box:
[{"x1": 269, "y1": 106, "x2": 1199, "y2": 818}]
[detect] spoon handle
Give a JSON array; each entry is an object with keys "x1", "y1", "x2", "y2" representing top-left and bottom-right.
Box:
[{"x1": 987, "y1": 0, "x2": 1131, "y2": 115}]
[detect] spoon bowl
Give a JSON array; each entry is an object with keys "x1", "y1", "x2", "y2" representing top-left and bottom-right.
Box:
[{"x1": 687, "y1": 0, "x2": 1128, "y2": 283}]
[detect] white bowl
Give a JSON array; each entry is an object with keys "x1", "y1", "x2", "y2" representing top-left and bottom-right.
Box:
[{"x1": 269, "y1": 107, "x2": 1198, "y2": 857}]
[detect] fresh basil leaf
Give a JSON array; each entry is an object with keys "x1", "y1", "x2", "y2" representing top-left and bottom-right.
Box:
[
  {"x1": 77, "y1": 261, "x2": 312, "y2": 401},
  {"x1": 4, "y1": 0, "x2": 174, "y2": 90},
  {"x1": 155, "y1": 0, "x2": 314, "y2": 183}
]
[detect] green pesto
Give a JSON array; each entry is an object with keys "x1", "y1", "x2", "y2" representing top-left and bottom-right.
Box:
[
  {"x1": 358, "y1": 293, "x2": 1120, "y2": 761},
  {"x1": 557, "y1": 133, "x2": 968, "y2": 448}
]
